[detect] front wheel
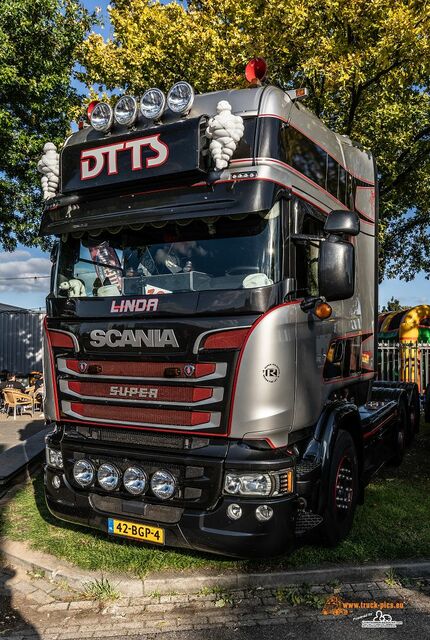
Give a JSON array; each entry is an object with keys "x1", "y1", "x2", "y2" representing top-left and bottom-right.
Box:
[{"x1": 320, "y1": 430, "x2": 358, "y2": 547}]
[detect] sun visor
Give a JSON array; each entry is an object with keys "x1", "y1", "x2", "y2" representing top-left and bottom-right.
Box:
[{"x1": 39, "y1": 179, "x2": 280, "y2": 236}]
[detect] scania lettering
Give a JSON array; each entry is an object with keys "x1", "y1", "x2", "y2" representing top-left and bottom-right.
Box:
[
  {"x1": 89, "y1": 329, "x2": 179, "y2": 349},
  {"x1": 41, "y1": 67, "x2": 419, "y2": 557}
]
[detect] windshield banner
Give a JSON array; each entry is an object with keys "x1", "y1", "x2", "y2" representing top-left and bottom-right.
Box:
[{"x1": 60, "y1": 117, "x2": 207, "y2": 194}]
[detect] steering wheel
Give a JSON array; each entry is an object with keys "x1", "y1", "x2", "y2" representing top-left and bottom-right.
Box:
[{"x1": 225, "y1": 266, "x2": 259, "y2": 276}]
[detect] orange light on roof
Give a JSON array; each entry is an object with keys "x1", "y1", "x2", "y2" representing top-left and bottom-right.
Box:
[{"x1": 245, "y1": 57, "x2": 267, "y2": 84}]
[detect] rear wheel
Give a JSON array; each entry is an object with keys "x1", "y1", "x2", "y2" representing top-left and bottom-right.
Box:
[{"x1": 320, "y1": 430, "x2": 358, "y2": 547}]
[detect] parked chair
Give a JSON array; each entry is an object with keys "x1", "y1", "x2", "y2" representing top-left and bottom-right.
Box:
[{"x1": 3, "y1": 389, "x2": 34, "y2": 420}]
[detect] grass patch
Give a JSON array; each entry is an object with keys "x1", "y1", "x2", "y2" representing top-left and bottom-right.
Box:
[
  {"x1": 276, "y1": 584, "x2": 327, "y2": 609},
  {"x1": 81, "y1": 577, "x2": 120, "y2": 602},
  {"x1": 1, "y1": 421, "x2": 429, "y2": 577}
]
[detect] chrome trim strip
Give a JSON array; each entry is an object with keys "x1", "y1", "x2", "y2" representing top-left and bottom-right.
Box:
[
  {"x1": 61, "y1": 400, "x2": 221, "y2": 430},
  {"x1": 57, "y1": 358, "x2": 227, "y2": 381},
  {"x1": 59, "y1": 379, "x2": 224, "y2": 406}
]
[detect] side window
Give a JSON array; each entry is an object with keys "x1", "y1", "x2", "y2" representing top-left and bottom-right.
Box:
[
  {"x1": 324, "y1": 337, "x2": 362, "y2": 380},
  {"x1": 293, "y1": 198, "x2": 325, "y2": 297}
]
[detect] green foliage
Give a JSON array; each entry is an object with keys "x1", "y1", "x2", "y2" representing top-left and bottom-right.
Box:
[
  {"x1": 79, "y1": 0, "x2": 430, "y2": 279},
  {"x1": 0, "y1": 0, "x2": 95, "y2": 251},
  {"x1": 380, "y1": 297, "x2": 408, "y2": 312}
]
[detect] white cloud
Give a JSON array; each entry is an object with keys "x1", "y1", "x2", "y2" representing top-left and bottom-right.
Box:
[
  {"x1": 0, "y1": 254, "x2": 51, "y2": 293},
  {"x1": 0, "y1": 250, "x2": 32, "y2": 263}
]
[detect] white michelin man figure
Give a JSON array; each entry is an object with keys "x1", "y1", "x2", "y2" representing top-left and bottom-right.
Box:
[
  {"x1": 37, "y1": 142, "x2": 60, "y2": 199},
  {"x1": 206, "y1": 101, "x2": 245, "y2": 170}
]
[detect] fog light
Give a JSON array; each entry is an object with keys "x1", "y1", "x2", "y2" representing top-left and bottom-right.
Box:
[
  {"x1": 98, "y1": 463, "x2": 121, "y2": 491},
  {"x1": 150, "y1": 469, "x2": 176, "y2": 500},
  {"x1": 255, "y1": 504, "x2": 273, "y2": 522},
  {"x1": 46, "y1": 447, "x2": 63, "y2": 469},
  {"x1": 227, "y1": 503, "x2": 242, "y2": 520},
  {"x1": 52, "y1": 475, "x2": 61, "y2": 489},
  {"x1": 73, "y1": 459, "x2": 94, "y2": 488},
  {"x1": 123, "y1": 466, "x2": 148, "y2": 496}
]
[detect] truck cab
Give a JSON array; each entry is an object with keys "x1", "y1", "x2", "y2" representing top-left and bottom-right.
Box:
[{"x1": 41, "y1": 80, "x2": 416, "y2": 557}]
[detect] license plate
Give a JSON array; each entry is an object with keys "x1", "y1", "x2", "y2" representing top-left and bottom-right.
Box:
[{"x1": 108, "y1": 518, "x2": 165, "y2": 545}]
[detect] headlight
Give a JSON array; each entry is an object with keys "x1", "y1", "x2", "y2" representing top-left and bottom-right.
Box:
[
  {"x1": 140, "y1": 88, "x2": 166, "y2": 120},
  {"x1": 46, "y1": 447, "x2": 63, "y2": 469},
  {"x1": 73, "y1": 459, "x2": 94, "y2": 488},
  {"x1": 150, "y1": 469, "x2": 176, "y2": 500},
  {"x1": 90, "y1": 102, "x2": 114, "y2": 132},
  {"x1": 97, "y1": 463, "x2": 121, "y2": 491},
  {"x1": 114, "y1": 95, "x2": 138, "y2": 126},
  {"x1": 224, "y1": 469, "x2": 293, "y2": 497},
  {"x1": 224, "y1": 472, "x2": 272, "y2": 497},
  {"x1": 123, "y1": 466, "x2": 148, "y2": 496},
  {"x1": 167, "y1": 82, "x2": 194, "y2": 114}
]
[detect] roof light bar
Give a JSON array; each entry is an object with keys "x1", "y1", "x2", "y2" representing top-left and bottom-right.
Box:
[
  {"x1": 167, "y1": 82, "x2": 194, "y2": 115},
  {"x1": 114, "y1": 95, "x2": 138, "y2": 126},
  {"x1": 90, "y1": 102, "x2": 114, "y2": 132}
]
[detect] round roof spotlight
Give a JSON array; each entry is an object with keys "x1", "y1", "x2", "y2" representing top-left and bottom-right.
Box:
[
  {"x1": 73, "y1": 459, "x2": 94, "y2": 488},
  {"x1": 123, "y1": 466, "x2": 148, "y2": 496},
  {"x1": 150, "y1": 469, "x2": 176, "y2": 500},
  {"x1": 140, "y1": 88, "x2": 166, "y2": 120},
  {"x1": 86, "y1": 100, "x2": 99, "y2": 121},
  {"x1": 90, "y1": 101, "x2": 114, "y2": 132},
  {"x1": 97, "y1": 463, "x2": 121, "y2": 492},
  {"x1": 167, "y1": 82, "x2": 194, "y2": 115},
  {"x1": 114, "y1": 95, "x2": 138, "y2": 126}
]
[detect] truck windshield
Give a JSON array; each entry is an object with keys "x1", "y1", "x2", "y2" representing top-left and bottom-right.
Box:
[{"x1": 55, "y1": 206, "x2": 282, "y2": 297}]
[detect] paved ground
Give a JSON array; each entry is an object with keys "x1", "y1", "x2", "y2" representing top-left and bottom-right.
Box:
[
  {"x1": 0, "y1": 561, "x2": 429, "y2": 639},
  {"x1": 0, "y1": 414, "x2": 45, "y2": 452}
]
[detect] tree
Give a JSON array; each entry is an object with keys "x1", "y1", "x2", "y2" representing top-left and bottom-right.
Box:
[
  {"x1": 0, "y1": 0, "x2": 95, "y2": 251},
  {"x1": 79, "y1": 0, "x2": 430, "y2": 280},
  {"x1": 380, "y1": 297, "x2": 408, "y2": 313}
]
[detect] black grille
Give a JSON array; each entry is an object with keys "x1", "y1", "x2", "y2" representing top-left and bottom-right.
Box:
[{"x1": 70, "y1": 425, "x2": 190, "y2": 450}]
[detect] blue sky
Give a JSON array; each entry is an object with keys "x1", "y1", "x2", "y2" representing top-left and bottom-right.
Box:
[{"x1": 1, "y1": 0, "x2": 429, "y2": 311}]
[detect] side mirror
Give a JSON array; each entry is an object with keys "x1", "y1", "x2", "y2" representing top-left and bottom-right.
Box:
[
  {"x1": 318, "y1": 238, "x2": 355, "y2": 301},
  {"x1": 324, "y1": 210, "x2": 360, "y2": 236}
]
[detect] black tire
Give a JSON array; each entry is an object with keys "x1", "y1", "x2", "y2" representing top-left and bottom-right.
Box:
[
  {"x1": 390, "y1": 401, "x2": 407, "y2": 466},
  {"x1": 320, "y1": 430, "x2": 358, "y2": 547}
]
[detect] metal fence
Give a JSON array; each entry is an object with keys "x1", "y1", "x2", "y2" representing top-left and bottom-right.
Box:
[
  {"x1": 378, "y1": 341, "x2": 430, "y2": 392},
  {"x1": 0, "y1": 310, "x2": 45, "y2": 374}
]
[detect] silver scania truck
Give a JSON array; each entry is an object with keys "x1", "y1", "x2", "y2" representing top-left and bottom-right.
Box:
[{"x1": 41, "y1": 75, "x2": 419, "y2": 557}]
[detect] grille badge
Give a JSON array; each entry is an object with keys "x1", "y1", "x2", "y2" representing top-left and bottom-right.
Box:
[
  {"x1": 184, "y1": 364, "x2": 195, "y2": 378},
  {"x1": 79, "y1": 362, "x2": 88, "y2": 373}
]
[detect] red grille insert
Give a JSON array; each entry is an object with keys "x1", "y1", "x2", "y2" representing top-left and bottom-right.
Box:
[
  {"x1": 67, "y1": 381, "x2": 213, "y2": 403},
  {"x1": 67, "y1": 402, "x2": 211, "y2": 426},
  {"x1": 64, "y1": 360, "x2": 216, "y2": 379}
]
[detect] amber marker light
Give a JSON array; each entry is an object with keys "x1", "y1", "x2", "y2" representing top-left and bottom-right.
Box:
[{"x1": 314, "y1": 302, "x2": 332, "y2": 320}]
